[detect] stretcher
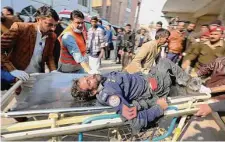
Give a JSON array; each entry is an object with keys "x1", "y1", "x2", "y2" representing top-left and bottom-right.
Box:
[{"x1": 1, "y1": 73, "x2": 225, "y2": 141}]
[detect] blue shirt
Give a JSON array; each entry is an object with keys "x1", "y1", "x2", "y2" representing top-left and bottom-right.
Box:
[
  {"x1": 1, "y1": 69, "x2": 15, "y2": 83},
  {"x1": 62, "y1": 33, "x2": 87, "y2": 63},
  {"x1": 105, "y1": 30, "x2": 113, "y2": 43}
]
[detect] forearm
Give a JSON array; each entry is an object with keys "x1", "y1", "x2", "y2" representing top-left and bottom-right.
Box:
[
  {"x1": 210, "y1": 85, "x2": 225, "y2": 93},
  {"x1": 46, "y1": 56, "x2": 56, "y2": 71},
  {"x1": 209, "y1": 100, "x2": 225, "y2": 112},
  {"x1": 1, "y1": 69, "x2": 15, "y2": 82},
  {"x1": 99, "y1": 30, "x2": 106, "y2": 48},
  {"x1": 197, "y1": 62, "x2": 215, "y2": 77}
]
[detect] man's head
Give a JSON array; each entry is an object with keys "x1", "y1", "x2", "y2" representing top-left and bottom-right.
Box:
[
  {"x1": 200, "y1": 33, "x2": 210, "y2": 42},
  {"x1": 140, "y1": 28, "x2": 146, "y2": 35},
  {"x1": 98, "y1": 20, "x2": 102, "y2": 26},
  {"x1": 35, "y1": 6, "x2": 59, "y2": 34},
  {"x1": 70, "y1": 10, "x2": 84, "y2": 33},
  {"x1": 209, "y1": 27, "x2": 223, "y2": 44},
  {"x1": 177, "y1": 21, "x2": 185, "y2": 32},
  {"x1": 125, "y1": 24, "x2": 132, "y2": 33},
  {"x1": 187, "y1": 22, "x2": 196, "y2": 32},
  {"x1": 71, "y1": 74, "x2": 102, "y2": 100},
  {"x1": 156, "y1": 21, "x2": 163, "y2": 31},
  {"x1": 209, "y1": 20, "x2": 222, "y2": 31},
  {"x1": 155, "y1": 28, "x2": 170, "y2": 46},
  {"x1": 117, "y1": 28, "x2": 124, "y2": 34},
  {"x1": 201, "y1": 24, "x2": 209, "y2": 33},
  {"x1": 91, "y1": 16, "x2": 98, "y2": 29},
  {"x1": 106, "y1": 25, "x2": 111, "y2": 30},
  {"x1": 2, "y1": 6, "x2": 14, "y2": 16}
]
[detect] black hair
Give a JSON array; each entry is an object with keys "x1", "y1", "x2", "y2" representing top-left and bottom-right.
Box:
[
  {"x1": 188, "y1": 22, "x2": 196, "y2": 25},
  {"x1": 155, "y1": 28, "x2": 170, "y2": 40},
  {"x1": 201, "y1": 24, "x2": 209, "y2": 27},
  {"x1": 35, "y1": 5, "x2": 59, "y2": 21},
  {"x1": 70, "y1": 10, "x2": 84, "y2": 20},
  {"x1": 126, "y1": 24, "x2": 131, "y2": 27},
  {"x1": 91, "y1": 16, "x2": 98, "y2": 21},
  {"x1": 156, "y1": 21, "x2": 163, "y2": 26},
  {"x1": 118, "y1": 27, "x2": 124, "y2": 31},
  {"x1": 71, "y1": 79, "x2": 93, "y2": 101},
  {"x1": 107, "y1": 25, "x2": 111, "y2": 28},
  {"x1": 3, "y1": 6, "x2": 14, "y2": 15},
  {"x1": 98, "y1": 20, "x2": 102, "y2": 25}
]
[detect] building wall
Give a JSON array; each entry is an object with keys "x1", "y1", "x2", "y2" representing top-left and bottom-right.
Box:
[
  {"x1": 163, "y1": 12, "x2": 219, "y2": 31},
  {"x1": 92, "y1": 0, "x2": 139, "y2": 27},
  {"x1": 1, "y1": 0, "x2": 94, "y2": 15}
]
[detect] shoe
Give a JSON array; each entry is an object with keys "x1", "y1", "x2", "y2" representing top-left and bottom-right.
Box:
[{"x1": 116, "y1": 62, "x2": 121, "y2": 64}]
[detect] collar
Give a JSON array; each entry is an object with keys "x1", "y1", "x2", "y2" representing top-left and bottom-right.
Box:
[
  {"x1": 203, "y1": 40, "x2": 223, "y2": 49},
  {"x1": 96, "y1": 76, "x2": 107, "y2": 93},
  {"x1": 37, "y1": 25, "x2": 48, "y2": 40},
  {"x1": 152, "y1": 40, "x2": 160, "y2": 47}
]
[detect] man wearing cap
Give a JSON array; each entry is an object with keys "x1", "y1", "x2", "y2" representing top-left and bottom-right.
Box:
[
  {"x1": 209, "y1": 20, "x2": 222, "y2": 31},
  {"x1": 71, "y1": 58, "x2": 203, "y2": 134},
  {"x1": 182, "y1": 27, "x2": 225, "y2": 73}
]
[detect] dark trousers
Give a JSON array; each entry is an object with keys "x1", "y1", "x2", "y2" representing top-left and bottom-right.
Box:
[
  {"x1": 114, "y1": 46, "x2": 121, "y2": 62},
  {"x1": 166, "y1": 52, "x2": 180, "y2": 63},
  {"x1": 104, "y1": 44, "x2": 111, "y2": 59},
  {"x1": 121, "y1": 52, "x2": 133, "y2": 69},
  {"x1": 148, "y1": 58, "x2": 191, "y2": 98}
]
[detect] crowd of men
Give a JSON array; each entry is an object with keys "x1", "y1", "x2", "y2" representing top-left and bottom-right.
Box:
[{"x1": 1, "y1": 5, "x2": 225, "y2": 135}]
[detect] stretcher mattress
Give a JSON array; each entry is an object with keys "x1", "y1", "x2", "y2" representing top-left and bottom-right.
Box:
[{"x1": 12, "y1": 73, "x2": 99, "y2": 111}]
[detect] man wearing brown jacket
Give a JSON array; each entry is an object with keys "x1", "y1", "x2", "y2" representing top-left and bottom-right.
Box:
[
  {"x1": 167, "y1": 21, "x2": 185, "y2": 63},
  {"x1": 1, "y1": 6, "x2": 59, "y2": 81},
  {"x1": 125, "y1": 28, "x2": 170, "y2": 74}
]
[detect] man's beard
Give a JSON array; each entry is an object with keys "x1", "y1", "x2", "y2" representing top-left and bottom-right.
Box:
[
  {"x1": 187, "y1": 29, "x2": 193, "y2": 32},
  {"x1": 93, "y1": 25, "x2": 98, "y2": 28},
  {"x1": 210, "y1": 38, "x2": 220, "y2": 44},
  {"x1": 93, "y1": 74, "x2": 102, "y2": 87}
]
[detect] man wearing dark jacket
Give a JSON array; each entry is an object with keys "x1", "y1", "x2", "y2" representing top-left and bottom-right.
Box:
[
  {"x1": 71, "y1": 58, "x2": 201, "y2": 134},
  {"x1": 121, "y1": 24, "x2": 135, "y2": 69}
]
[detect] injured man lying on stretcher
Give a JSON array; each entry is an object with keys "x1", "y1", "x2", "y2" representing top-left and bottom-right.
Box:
[{"x1": 71, "y1": 58, "x2": 209, "y2": 134}]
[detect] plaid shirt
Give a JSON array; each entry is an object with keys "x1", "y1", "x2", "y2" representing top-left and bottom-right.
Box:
[{"x1": 87, "y1": 26, "x2": 106, "y2": 57}]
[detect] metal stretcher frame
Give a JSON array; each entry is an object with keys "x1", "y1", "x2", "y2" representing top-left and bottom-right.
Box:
[
  {"x1": 1, "y1": 73, "x2": 44, "y2": 111},
  {"x1": 1, "y1": 100, "x2": 215, "y2": 141},
  {"x1": 0, "y1": 73, "x2": 214, "y2": 141}
]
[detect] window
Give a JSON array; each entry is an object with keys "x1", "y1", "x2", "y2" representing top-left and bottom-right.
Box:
[
  {"x1": 78, "y1": 0, "x2": 88, "y2": 7},
  {"x1": 124, "y1": 11, "x2": 129, "y2": 25},
  {"x1": 127, "y1": 0, "x2": 132, "y2": 9}
]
